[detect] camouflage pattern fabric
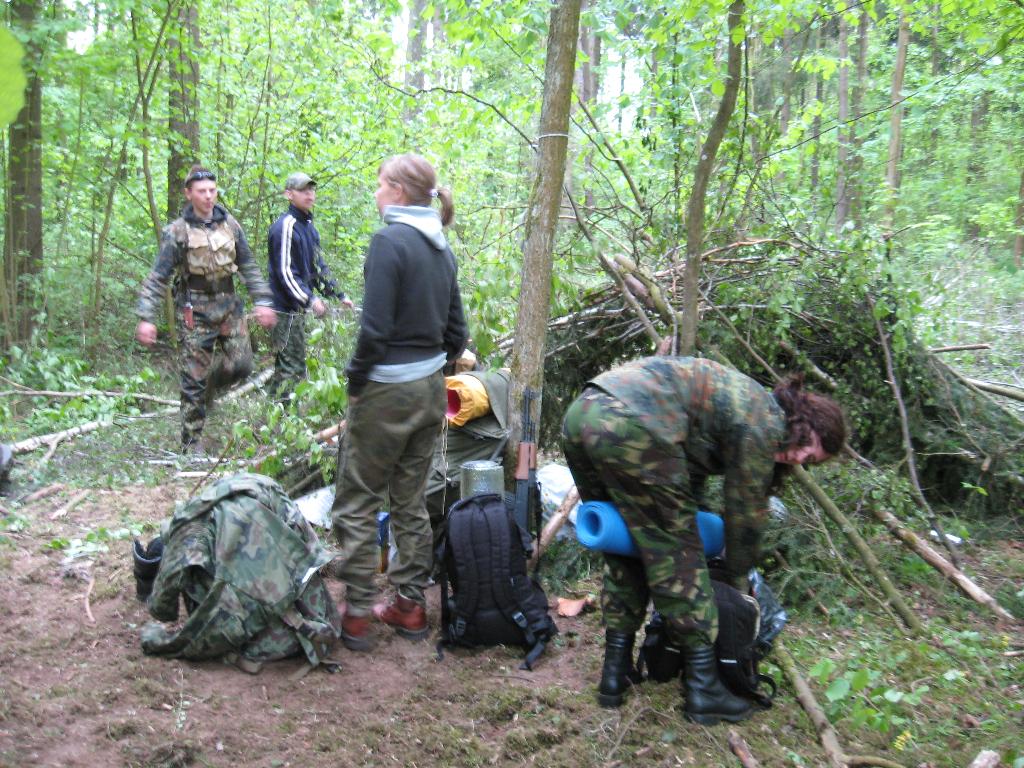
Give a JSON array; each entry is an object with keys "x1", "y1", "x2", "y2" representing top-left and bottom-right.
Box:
[
  {"x1": 177, "y1": 294, "x2": 253, "y2": 448},
  {"x1": 267, "y1": 311, "x2": 307, "y2": 401},
  {"x1": 142, "y1": 473, "x2": 340, "y2": 667},
  {"x1": 331, "y1": 372, "x2": 446, "y2": 613},
  {"x1": 561, "y1": 357, "x2": 786, "y2": 649},
  {"x1": 589, "y1": 356, "x2": 785, "y2": 582},
  {"x1": 136, "y1": 205, "x2": 272, "y2": 325}
]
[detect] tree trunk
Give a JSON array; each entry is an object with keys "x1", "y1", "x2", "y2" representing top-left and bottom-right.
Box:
[
  {"x1": 678, "y1": 0, "x2": 744, "y2": 355},
  {"x1": 3, "y1": 0, "x2": 44, "y2": 347},
  {"x1": 1014, "y1": 164, "x2": 1023, "y2": 269},
  {"x1": 403, "y1": 0, "x2": 428, "y2": 119},
  {"x1": 167, "y1": 1, "x2": 200, "y2": 219},
  {"x1": 835, "y1": 14, "x2": 850, "y2": 234},
  {"x1": 577, "y1": 1, "x2": 601, "y2": 207},
  {"x1": 779, "y1": 29, "x2": 793, "y2": 137},
  {"x1": 506, "y1": 0, "x2": 582, "y2": 475},
  {"x1": 965, "y1": 91, "x2": 989, "y2": 238},
  {"x1": 851, "y1": 10, "x2": 869, "y2": 229},
  {"x1": 884, "y1": 15, "x2": 909, "y2": 232},
  {"x1": 808, "y1": 27, "x2": 823, "y2": 196}
]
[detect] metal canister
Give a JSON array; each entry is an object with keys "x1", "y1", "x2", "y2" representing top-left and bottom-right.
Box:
[{"x1": 460, "y1": 460, "x2": 505, "y2": 499}]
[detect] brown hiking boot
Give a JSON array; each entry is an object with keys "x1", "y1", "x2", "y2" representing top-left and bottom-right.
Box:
[
  {"x1": 341, "y1": 607, "x2": 374, "y2": 652},
  {"x1": 373, "y1": 594, "x2": 428, "y2": 640}
]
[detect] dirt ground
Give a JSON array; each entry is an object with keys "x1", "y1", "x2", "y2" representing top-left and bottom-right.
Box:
[
  {"x1": 0, "y1": 480, "x2": 1019, "y2": 768},
  {"x1": 0, "y1": 481, "x2": 619, "y2": 768}
]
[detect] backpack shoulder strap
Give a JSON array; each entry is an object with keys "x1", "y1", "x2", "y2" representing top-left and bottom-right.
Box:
[{"x1": 448, "y1": 498, "x2": 484, "y2": 641}]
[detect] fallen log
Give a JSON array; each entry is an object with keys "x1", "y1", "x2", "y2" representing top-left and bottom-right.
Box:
[
  {"x1": 869, "y1": 504, "x2": 1014, "y2": 621},
  {"x1": 10, "y1": 368, "x2": 274, "y2": 456},
  {"x1": 963, "y1": 378, "x2": 1024, "y2": 404},
  {"x1": 0, "y1": 387, "x2": 178, "y2": 406}
]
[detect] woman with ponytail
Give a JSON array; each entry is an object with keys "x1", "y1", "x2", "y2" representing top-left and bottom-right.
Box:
[{"x1": 331, "y1": 153, "x2": 468, "y2": 652}]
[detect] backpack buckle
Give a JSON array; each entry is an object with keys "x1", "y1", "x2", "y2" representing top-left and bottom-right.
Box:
[
  {"x1": 512, "y1": 611, "x2": 528, "y2": 629},
  {"x1": 454, "y1": 617, "x2": 467, "y2": 637}
]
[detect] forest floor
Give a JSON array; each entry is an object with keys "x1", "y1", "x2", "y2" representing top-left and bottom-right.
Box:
[{"x1": 0, "y1": 466, "x2": 1021, "y2": 768}]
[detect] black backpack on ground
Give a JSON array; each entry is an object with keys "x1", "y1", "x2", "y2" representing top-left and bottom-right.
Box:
[
  {"x1": 437, "y1": 492, "x2": 558, "y2": 670},
  {"x1": 636, "y1": 572, "x2": 778, "y2": 708}
]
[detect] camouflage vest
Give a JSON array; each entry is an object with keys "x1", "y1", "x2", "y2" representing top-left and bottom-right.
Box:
[{"x1": 182, "y1": 218, "x2": 238, "y2": 279}]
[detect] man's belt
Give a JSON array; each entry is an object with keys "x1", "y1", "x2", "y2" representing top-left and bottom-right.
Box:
[{"x1": 187, "y1": 275, "x2": 235, "y2": 294}]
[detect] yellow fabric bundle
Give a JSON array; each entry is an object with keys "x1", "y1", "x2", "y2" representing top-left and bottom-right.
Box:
[{"x1": 445, "y1": 374, "x2": 490, "y2": 426}]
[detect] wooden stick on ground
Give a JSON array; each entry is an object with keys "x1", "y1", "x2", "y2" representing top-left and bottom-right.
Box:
[
  {"x1": 927, "y1": 343, "x2": 991, "y2": 354},
  {"x1": 21, "y1": 483, "x2": 66, "y2": 504},
  {"x1": 84, "y1": 576, "x2": 96, "y2": 623},
  {"x1": 0, "y1": 387, "x2": 178, "y2": 406},
  {"x1": 727, "y1": 729, "x2": 760, "y2": 768},
  {"x1": 870, "y1": 504, "x2": 1014, "y2": 621},
  {"x1": 51, "y1": 490, "x2": 90, "y2": 520},
  {"x1": 775, "y1": 640, "x2": 848, "y2": 768}
]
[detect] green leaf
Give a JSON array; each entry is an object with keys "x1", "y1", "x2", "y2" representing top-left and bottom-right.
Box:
[
  {"x1": 0, "y1": 27, "x2": 26, "y2": 131},
  {"x1": 882, "y1": 688, "x2": 904, "y2": 703},
  {"x1": 850, "y1": 668, "x2": 871, "y2": 692},
  {"x1": 710, "y1": 79, "x2": 725, "y2": 98},
  {"x1": 826, "y1": 677, "x2": 851, "y2": 702}
]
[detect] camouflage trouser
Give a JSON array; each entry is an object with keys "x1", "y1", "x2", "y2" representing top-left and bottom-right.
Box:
[
  {"x1": 176, "y1": 294, "x2": 253, "y2": 448},
  {"x1": 267, "y1": 311, "x2": 307, "y2": 401},
  {"x1": 331, "y1": 371, "x2": 446, "y2": 614},
  {"x1": 561, "y1": 387, "x2": 717, "y2": 649}
]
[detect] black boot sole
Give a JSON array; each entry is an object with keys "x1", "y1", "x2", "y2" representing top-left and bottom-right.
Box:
[
  {"x1": 597, "y1": 691, "x2": 625, "y2": 708},
  {"x1": 684, "y1": 709, "x2": 752, "y2": 725}
]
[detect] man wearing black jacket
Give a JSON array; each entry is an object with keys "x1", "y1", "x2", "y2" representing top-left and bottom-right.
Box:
[{"x1": 266, "y1": 172, "x2": 353, "y2": 400}]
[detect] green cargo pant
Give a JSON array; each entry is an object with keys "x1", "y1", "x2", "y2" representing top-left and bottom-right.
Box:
[
  {"x1": 561, "y1": 387, "x2": 717, "y2": 649},
  {"x1": 331, "y1": 372, "x2": 446, "y2": 614},
  {"x1": 177, "y1": 293, "x2": 253, "y2": 449},
  {"x1": 267, "y1": 311, "x2": 307, "y2": 402}
]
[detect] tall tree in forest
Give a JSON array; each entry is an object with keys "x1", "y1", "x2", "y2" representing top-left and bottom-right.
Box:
[
  {"x1": 404, "y1": 0, "x2": 428, "y2": 120},
  {"x1": 1015, "y1": 164, "x2": 1024, "y2": 269},
  {"x1": 884, "y1": 14, "x2": 909, "y2": 231},
  {"x1": 507, "y1": 0, "x2": 582, "y2": 457},
  {"x1": 835, "y1": 13, "x2": 851, "y2": 233},
  {"x1": 851, "y1": 8, "x2": 869, "y2": 229},
  {"x1": 167, "y1": 0, "x2": 199, "y2": 219},
  {"x1": 3, "y1": 0, "x2": 44, "y2": 346},
  {"x1": 677, "y1": 0, "x2": 744, "y2": 355},
  {"x1": 576, "y1": 0, "x2": 601, "y2": 207}
]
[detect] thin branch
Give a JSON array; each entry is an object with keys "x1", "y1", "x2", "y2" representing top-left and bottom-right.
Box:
[{"x1": 870, "y1": 295, "x2": 961, "y2": 567}]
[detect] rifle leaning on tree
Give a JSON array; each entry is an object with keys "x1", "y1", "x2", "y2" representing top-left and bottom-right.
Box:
[{"x1": 513, "y1": 387, "x2": 543, "y2": 555}]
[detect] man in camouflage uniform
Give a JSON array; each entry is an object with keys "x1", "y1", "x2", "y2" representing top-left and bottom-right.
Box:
[
  {"x1": 561, "y1": 356, "x2": 845, "y2": 723},
  {"x1": 135, "y1": 167, "x2": 276, "y2": 453},
  {"x1": 266, "y1": 171, "x2": 353, "y2": 402}
]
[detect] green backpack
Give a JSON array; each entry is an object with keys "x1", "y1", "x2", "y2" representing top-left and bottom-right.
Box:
[{"x1": 141, "y1": 473, "x2": 340, "y2": 672}]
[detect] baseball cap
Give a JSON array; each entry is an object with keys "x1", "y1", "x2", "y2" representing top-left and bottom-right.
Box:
[{"x1": 285, "y1": 172, "x2": 316, "y2": 191}]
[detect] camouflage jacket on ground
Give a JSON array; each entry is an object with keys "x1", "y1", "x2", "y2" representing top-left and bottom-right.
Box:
[
  {"x1": 589, "y1": 356, "x2": 786, "y2": 577},
  {"x1": 135, "y1": 203, "x2": 273, "y2": 323},
  {"x1": 141, "y1": 473, "x2": 340, "y2": 667}
]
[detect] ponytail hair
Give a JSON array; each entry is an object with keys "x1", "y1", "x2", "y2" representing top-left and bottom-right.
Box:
[
  {"x1": 379, "y1": 153, "x2": 455, "y2": 226},
  {"x1": 772, "y1": 373, "x2": 847, "y2": 456}
]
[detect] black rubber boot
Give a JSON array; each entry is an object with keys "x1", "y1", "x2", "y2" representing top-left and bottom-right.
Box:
[
  {"x1": 682, "y1": 644, "x2": 754, "y2": 725},
  {"x1": 597, "y1": 629, "x2": 637, "y2": 708},
  {"x1": 132, "y1": 537, "x2": 163, "y2": 602}
]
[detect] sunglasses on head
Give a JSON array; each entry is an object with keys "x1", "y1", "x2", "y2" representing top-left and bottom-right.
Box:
[{"x1": 186, "y1": 170, "x2": 216, "y2": 184}]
